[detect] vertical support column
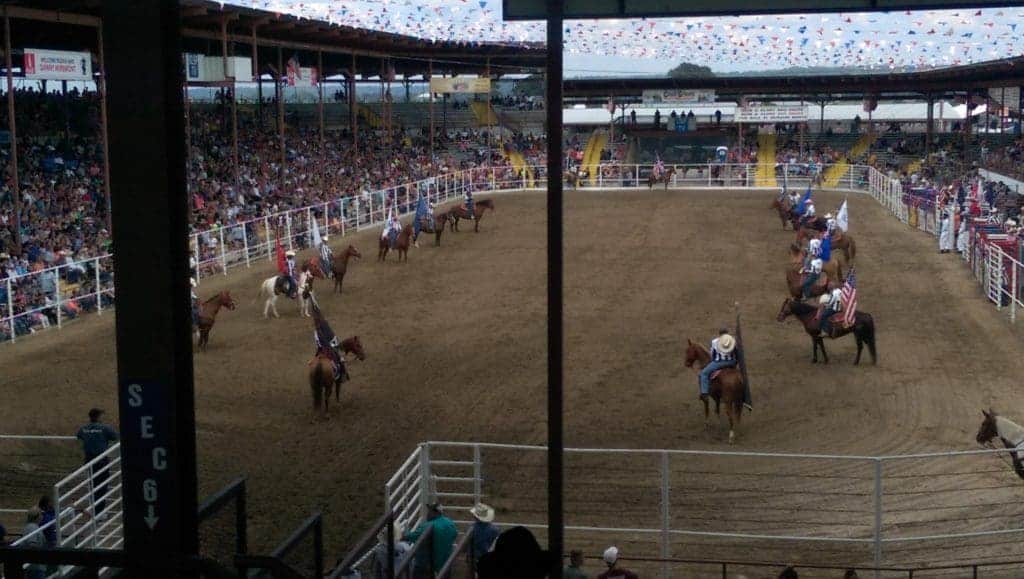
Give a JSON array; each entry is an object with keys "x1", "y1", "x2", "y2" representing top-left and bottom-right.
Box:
[
  {"x1": 323, "y1": 201, "x2": 329, "y2": 236},
  {"x1": 102, "y1": 1, "x2": 199, "y2": 574},
  {"x1": 222, "y1": 16, "x2": 239, "y2": 189},
  {"x1": 350, "y1": 54, "x2": 358, "y2": 152},
  {"x1": 925, "y1": 95, "x2": 934, "y2": 156},
  {"x1": 418, "y1": 443, "x2": 433, "y2": 519},
  {"x1": 472, "y1": 445, "x2": 482, "y2": 506},
  {"x1": 964, "y1": 90, "x2": 972, "y2": 163},
  {"x1": 218, "y1": 227, "x2": 227, "y2": 275},
  {"x1": 95, "y1": 257, "x2": 103, "y2": 315},
  {"x1": 285, "y1": 213, "x2": 293, "y2": 251},
  {"x1": 4, "y1": 10, "x2": 23, "y2": 252},
  {"x1": 252, "y1": 25, "x2": 261, "y2": 126},
  {"x1": 1012, "y1": 260, "x2": 1017, "y2": 323},
  {"x1": 6, "y1": 276, "x2": 14, "y2": 343},
  {"x1": 242, "y1": 224, "x2": 250, "y2": 268},
  {"x1": 277, "y1": 47, "x2": 286, "y2": 190},
  {"x1": 97, "y1": 24, "x2": 113, "y2": 233},
  {"x1": 55, "y1": 268, "x2": 62, "y2": 329},
  {"x1": 873, "y1": 459, "x2": 883, "y2": 577},
  {"x1": 428, "y1": 62, "x2": 434, "y2": 160},
  {"x1": 545, "y1": 0, "x2": 565, "y2": 573},
  {"x1": 660, "y1": 451, "x2": 671, "y2": 579},
  {"x1": 317, "y1": 51, "x2": 325, "y2": 197}
]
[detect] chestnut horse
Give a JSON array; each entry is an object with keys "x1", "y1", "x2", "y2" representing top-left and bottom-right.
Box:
[
  {"x1": 976, "y1": 410, "x2": 1024, "y2": 480},
  {"x1": 564, "y1": 170, "x2": 584, "y2": 190},
  {"x1": 787, "y1": 243, "x2": 843, "y2": 299},
  {"x1": 776, "y1": 298, "x2": 877, "y2": 365},
  {"x1": 647, "y1": 167, "x2": 677, "y2": 190},
  {"x1": 797, "y1": 227, "x2": 858, "y2": 263},
  {"x1": 684, "y1": 340, "x2": 745, "y2": 444},
  {"x1": 379, "y1": 224, "x2": 414, "y2": 262},
  {"x1": 309, "y1": 336, "x2": 367, "y2": 417},
  {"x1": 449, "y1": 198, "x2": 495, "y2": 233},
  {"x1": 770, "y1": 196, "x2": 794, "y2": 229},
  {"x1": 331, "y1": 245, "x2": 362, "y2": 294},
  {"x1": 412, "y1": 212, "x2": 450, "y2": 248},
  {"x1": 194, "y1": 290, "x2": 236, "y2": 352}
]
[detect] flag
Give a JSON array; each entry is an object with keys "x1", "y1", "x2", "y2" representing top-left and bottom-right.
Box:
[
  {"x1": 735, "y1": 306, "x2": 751, "y2": 408},
  {"x1": 841, "y1": 267, "x2": 858, "y2": 326},
  {"x1": 821, "y1": 234, "x2": 832, "y2": 262},
  {"x1": 836, "y1": 199, "x2": 849, "y2": 231},
  {"x1": 310, "y1": 213, "x2": 322, "y2": 248},
  {"x1": 415, "y1": 194, "x2": 430, "y2": 221},
  {"x1": 275, "y1": 234, "x2": 286, "y2": 275},
  {"x1": 795, "y1": 184, "x2": 812, "y2": 216}
]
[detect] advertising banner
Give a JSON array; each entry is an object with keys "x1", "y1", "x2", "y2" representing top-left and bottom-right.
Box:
[
  {"x1": 735, "y1": 105, "x2": 808, "y2": 123},
  {"x1": 642, "y1": 89, "x2": 715, "y2": 104},
  {"x1": 23, "y1": 48, "x2": 92, "y2": 81},
  {"x1": 429, "y1": 77, "x2": 491, "y2": 94}
]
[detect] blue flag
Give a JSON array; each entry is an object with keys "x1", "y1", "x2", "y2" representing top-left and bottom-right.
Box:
[
  {"x1": 415, "y1": 194, "x2": 429, "y2": 221},
  {"x1": 821, "y1": 234, "x2": 832, "y2": 262},
  {"x1": 794, "y1": 185, "x2": 813, "y2": 216}
]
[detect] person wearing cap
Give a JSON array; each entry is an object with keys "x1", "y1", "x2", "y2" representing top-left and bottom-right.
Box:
[
  {"x1": 469, "y1": 503, "x2": 500, "y2": 568},
  {"x1": 283, "y1": 250, "x2": 298, "y2": 297},
  {"x1": 597, "y1": 546, "x2": 637, "y2": 579},
  {"x1": 76, "y1": 408, "x2": 118, "y2": 516},
  {"x1": 403, "y1": 503, "x2": 457, "y2": 576},
  {"x1": 818, "y1": 287, "x2": 844, "y2": 335},
  {"x1": 939, "y1": 212, "x2": 954, "y2": 254},
  {"x1": 21, "y1": 507, "x2": 46, "y2": 579},
  {"x1": 319, "y1": 236, "x2": 334, "y2": 278},
  {"x1": 563, "y1": 550, "x2": 588, "y2": 579},
  {"x1": 824, "y1": 212, "x2": 838, "y2": 235},
  {"x1": 801, "y1": 238, "x2": 824, "y2": 299},
  {"x1": 190, "y1": 277, "x2": 200, "y2": 326},
  {"x1": 698, "y1": 328, "x2": 738, "y2": 402},
  {"x1": 371, "y1": 520, "x2": 410, "y2": 579}
]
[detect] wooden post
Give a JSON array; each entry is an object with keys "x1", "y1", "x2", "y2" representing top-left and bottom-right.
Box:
[
  {"x1": 252, "y1": 24, "x2": 261, "y2": 126},
  {"x1": 97, "y1": 23, "x2": 113, "y2": 233},
  {"x1": 4, "y1": 10, "x2": 22, "y2": 253},
  {"x1": 222, "y1": 17, "x2": 239, "y2": 189},
  {"x1": 486, "y1": 57, "x2": 492, "y2": 151},
  {"x1": 277, "y1": 47, "x2": 285, "y2": 188},
  {"x1": 350, "y1": 53, "x2": 358, "y2": 152},
  {"x1": 428, "y1": 61, "x2": 434, "y2": 160},
  {"x1": 926, "y1": 95, "x2": 934, "y2": 156},
  {"x1": 318, "y1": 50, "x2": 325, "y2": 200}
]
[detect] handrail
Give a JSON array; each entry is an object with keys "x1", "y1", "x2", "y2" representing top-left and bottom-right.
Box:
[
  {"x1": 329, "y1": 510, "x2": 393, "y2": 579},
  {"x1": 395, "y1": 523, "x2": 433, "y2": 578},
  {"x1": 269, "y1": 512, "x2": 323, "y2": 578},
  {"x1": 197, "y1": 476, "x2": 246, "y2": 522},
  {"x1": 436, "y1": 526, "x2": 474, "y2": 579},
  {"x1": 233, "y1": 554, "x2": 306, "y2": 579}
]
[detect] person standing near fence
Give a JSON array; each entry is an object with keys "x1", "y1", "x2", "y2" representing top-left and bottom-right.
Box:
[
  {"x1": 402, "y1": 503, "x2": 456, "y2": 577},
  {"x1": 76, "y1": 408, "x2": 119, "y2": 517},
  {"x1": 469, "y1": 503, "x2": 500, "y2": 568}
]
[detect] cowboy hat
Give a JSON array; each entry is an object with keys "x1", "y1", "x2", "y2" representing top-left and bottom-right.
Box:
[
  {"x1": 322, "y1": 235, "x2": 329, "y2": 242},
  {"x1": 285, "y1": 250, "x2": 296, "y2": 257},
  {"x1": 190, "y1": 278, "x2": 197, "y2": 288},
  {"x1": 824, "y1": 212, "x2": 834, "y2": 219},
  {"x1": 470, "y1": 503, "x2": 495, "y2": 523},
  {"x1": 603, "y1": 546, "x2": 620, "y2": 565},
  {"x1": 819, "y1": 294, "x2": 831, "y2": 305},
  {"x1": 717, "y1": 334, "x2": 736, "y2": 354}
]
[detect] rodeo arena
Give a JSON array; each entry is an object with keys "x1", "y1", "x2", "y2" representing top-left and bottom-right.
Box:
[{"x1": 9, "y1": 1, "x2": 1024, "y2": 579}]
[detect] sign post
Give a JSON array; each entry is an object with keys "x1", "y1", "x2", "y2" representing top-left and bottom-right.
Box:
[{"x1": 103, "y1": 1, "x2": 198, "y2": 576}]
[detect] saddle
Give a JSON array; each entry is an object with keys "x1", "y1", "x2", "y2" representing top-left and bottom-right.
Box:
[
  {"x1": 800, "y1": 272, "x2": 829, "y2": 292},
  {"x1": 311, "y1": 350, "x2": 347, "y2": 383},
  {"x1": 417, "y1": 216, "x2": 435, "y2": 234}
]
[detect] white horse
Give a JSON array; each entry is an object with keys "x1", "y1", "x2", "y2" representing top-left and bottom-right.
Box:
[
  {"x1": 299, "y1": 270, "x2": 319, "y2": 318},
  {"x1": 258, "y1": 273, "x2": 291, "y2": 319},
  {"x1": 976, "y1": 409, "x2": 1024, "y2": 480}
]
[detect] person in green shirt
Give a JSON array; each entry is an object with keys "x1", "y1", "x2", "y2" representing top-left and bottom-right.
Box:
[
  {"x1": 564, "y1": 550, "x2": 588, "y2": 579},
  {"x1": 403, "y1": 503, "x2": 457, "y2": 575}
]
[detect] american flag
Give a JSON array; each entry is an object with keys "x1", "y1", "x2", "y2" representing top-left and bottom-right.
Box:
[{"x1": 841, "y1": 267, "x2": 858, "y2": 326}]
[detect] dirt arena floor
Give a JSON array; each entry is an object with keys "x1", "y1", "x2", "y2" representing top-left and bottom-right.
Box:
[{"x1": 5, "y1": 189, "x2": 1024, "y2": 576}]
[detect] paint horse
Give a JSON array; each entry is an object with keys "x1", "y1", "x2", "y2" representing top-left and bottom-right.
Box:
[{"x1": 976, "y1": 410, "x2": 1024, "y2": 481}]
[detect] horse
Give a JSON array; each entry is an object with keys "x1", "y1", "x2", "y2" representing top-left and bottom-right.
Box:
[
  {"x1": 449, "y1": 198, "x2": 495, "y2": 233},
  {"x1": 194, "y1": 290, "x2": 236, "y2": 352},
  {"x1": 787, "y1": 243, "x2": 844, "y2": 299},
  {"x1": 684, "y1": 340, "x2": 745, "y2": 444},
  {"x1": 331, "y1": 245, "x2": 362, "y2": 294},
  {"x1": 647, "y1": 167, "x2": 677, "y2": 190},
  {"x1": 976, "y1": 409, "x2": 1024, "y2": 480},
  {"x1": 257, "y1": 259, "x2": 322, "y2": 319},
  {"x1": 412, "y1": 212, "x2": 449, "y2": 248},
  {"x1": 770, "y1": 196, "x2": 794, "y2": 230},
  {"x1": 298, "y1": 262, "x2": 326, "y2": 318},
  {"x1": 564, "y1": 170, "x2": 584, "y2": 190},
  {"x1": 379, "y1": 223, "x2": 414, "y2": 262},
  {"x1": 776, "y1": 298, "x2": 877, "y2": 365},
  {"x1": 309, "y1": 336, "x2": 367, "y2": 418},
  {"x1": 794, "y1": 217, "x2": 827, "y2": 242}
]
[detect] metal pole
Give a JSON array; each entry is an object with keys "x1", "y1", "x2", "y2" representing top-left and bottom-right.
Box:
[
  {"x1": 351, "y1": 53, "x2": 358, "y2": 152},
  {"x1": 5, "y1": 10, "x2": 23, "y2": 253},
  {"x1": 277, "y1": 47, "x2": 286, "y2": 189},
  {"x1": 242, "y1": 224, "x2": 250, "y2": 268},
  {"x1": 1012, "y1": 259, "x2": 1017, "y2": 323},
  {"x1": 6, "y1": 276, "x2": 14, "y2": 343},
  {"x1": 340, "y1": 199, "x2": 347, "y2": 236},
  {"x1": 660, "y1": 451, "x2": 671, "y2": 579},
  {"x1": 252, "y1": 24, "x2": 261, "y2": 125},
  {"x1": 323, "y1": 201, "x2": 329, "y2": 237},
  {"x1": 545, "y1": 1, "x2": 565, "y2": 574},
  {"x1": 55, "y1": 267, "x2": 62, "y2": 329},
  {"x1": 473, "y1": 445, "x2": 482, "y2": 505},
  {"x1": 428, "y1": 62, "x2": 434, "y2": 160},
  {"x1": 97, "y1": 24, "x2": 113, "y2": 233},
  {"x1": 95, "y1": 257, "x2": 103, "y2": 315},
  {"x1": 873, "y1": 459, "x2": 883, "y2": 577},
  {"x1": 264, "y1": 216, "x2": 271, "y2": 261},
  {"x1": 222, "y1": 17, "x2": 239, "y2": 190},
  {"x1": 286, "y1": 213, "x2": 293, "y2": 251},
  {"x1": 219, "y1": 227, "x2": 227, "y2": 275}
]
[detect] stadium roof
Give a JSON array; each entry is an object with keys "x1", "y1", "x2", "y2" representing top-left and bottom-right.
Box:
[{"x1": 1, "y1": 1, "x2": 546, "y2": 78}]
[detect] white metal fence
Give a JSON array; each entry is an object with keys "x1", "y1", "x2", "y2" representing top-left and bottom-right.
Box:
[{"x1": 383, "y1": 441, "x2": 1024, "y2": 574}]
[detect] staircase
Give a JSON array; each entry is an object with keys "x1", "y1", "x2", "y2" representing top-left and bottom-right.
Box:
[
  {"x1": 823, "y1": 133, "x2": 876, "y2": 188},
  {"x1": 582, "y1": 129, "x2": 609, "y2": 186},
  {"x1": 755, "y1": 133, "x2": 778, "y2": 187},
  {"x1": 356, "y1": 104, "x2": 384, "y2": 129},
  {"x1": 470, "y1": 101, "x2": 500, "y2": 126},
  {"x1": 502, "y1": 148, "x2": 534, "y2": 187}
]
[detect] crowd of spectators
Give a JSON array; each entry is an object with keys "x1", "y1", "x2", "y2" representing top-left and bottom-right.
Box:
[{"x1": 490, "y1": 94, "x2": 543, "y2": 111}]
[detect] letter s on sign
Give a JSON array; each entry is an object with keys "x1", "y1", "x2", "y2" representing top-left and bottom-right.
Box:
[{"x1": 128, "y1": 384, "x2": 143, "y2": 408}]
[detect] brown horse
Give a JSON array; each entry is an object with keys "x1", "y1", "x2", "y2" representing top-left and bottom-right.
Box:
[
  {"x1": 976, "y1": 410, "x2": 1024, "y2": 480},
  {"x1": 647, "y1": 167, "x2": 677, "y2": 190},
  {"x1": 564, "y1": 170, "x2": 584, "y2": 190},
  {"x1": 684, "y1": 340, "x2": 745, "y2": 444},
  {"x1": 309, "y1": 336, "x2": 367, "y2": 417},
  {"x1": 379, "y1": 223, "x2": 414, "y2": 262},
  {"x1": 776, "y1": 298, "x2": 877, "y2": 365},
  {"x1": 194, "y1": 290, "x2": 236, "y2": 352},
  {"x1": 796, "y1": 226, "x2": 857, "y2": 263},
  {"x1": 770, "y1": 196, "x2": 794, "y2": 229},
  {"x1": 449, "y1": 198, "x2": 495, "y2": 233},
  {"x1": 412, "y1": 212, "x2": 450, "y2": 248},
  {"x1": 787, "y1": 243, "x2": 843, "y2": 299},
  {"x1": 331, "y1": 245, "x2": 362, "y2": 294}
]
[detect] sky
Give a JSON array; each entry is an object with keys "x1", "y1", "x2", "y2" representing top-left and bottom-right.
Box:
[{"x1": 229, "y1": 1, "x2": 1024, "y2": 76}]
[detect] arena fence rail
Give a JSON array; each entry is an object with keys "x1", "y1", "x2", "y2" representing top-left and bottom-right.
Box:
[
  {"x1": 366, "y1": 441, "x2": 1024, "y2": 576},
  {"x1": 0, "y1": 162, "x2": 869, "y2": 346}
]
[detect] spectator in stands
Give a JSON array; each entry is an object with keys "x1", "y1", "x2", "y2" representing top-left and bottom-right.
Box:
[
  {"x1": 21, "y1": 507, "x2": 46, "y2": 579},
  {"x1": 37, "y1": 495, "x2": 56, "y2": 549},
  {"x1": 563, "y1": 549, "x2": 588, "y2": 579},
  {"x1": 477, "y1": 526, "x2": 553, "y2": 579},
  {"x1": 469, "y1": 503, "x2": 500, "y2": 567},
  {"x1": 597, "y1": 546, "x2": 637, "y2": 579},
  {"x1": 402, "y1": 502, "x2": 456, "y2": 576},
  {"x1": 778, "y1": 566, "x2": 799, "y2": 579}
]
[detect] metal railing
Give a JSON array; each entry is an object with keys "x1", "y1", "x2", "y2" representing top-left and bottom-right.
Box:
[{"x1": 372, "y1": 441, "x2": 1024, "y2": 574}]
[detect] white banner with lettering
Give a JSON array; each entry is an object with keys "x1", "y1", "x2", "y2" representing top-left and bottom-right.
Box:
[
  {"x1": 23, "y1": 48, "x2": 92, "y2": 81},
  {"x1": 642, "y1": 89, "x2": 716, "y2": 104},
  {"x1": 735, "y1": 105, "x2": 808, "y2": 123}
]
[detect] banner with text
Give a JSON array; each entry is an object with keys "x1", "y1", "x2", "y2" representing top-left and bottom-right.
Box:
[
  {"x1": 642, "y1": 89, "x2": 715, "y2": 104},
  {"x1": 430, "y1": 77, "x2": 491, "y2": 94},
  {"x1": 734, "y1": 105, "x2": 808, "y2": 123},
  {"x1": 24, "y1": 48, "x2": 92, "y2": 81}
]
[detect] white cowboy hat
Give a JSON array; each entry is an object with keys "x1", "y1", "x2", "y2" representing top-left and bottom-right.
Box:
[
  {"x1": 717, "y1": 334, "x2": 736, "y2": 354},
  {"x1": 190, "y1": 278, "x2": 197, "y2": 288},
  {"x1": 285, "y1": 250, "x2": 296, "y2": 257},
  {"x1": 824, "y1": 212, "x2": 834, "y2": 219},
  {"x1": 470, "y1": 503, "x2": 495, "y2": 523},
  {"x1": 322, "y1": 235, "x2": 329, "y2": 242},
  {"x1": 819, "y1": 294, "x2": 831, "y2": 305},
  {"x1": 603, "y1": 546, "x2": 619, "y2": 565}
]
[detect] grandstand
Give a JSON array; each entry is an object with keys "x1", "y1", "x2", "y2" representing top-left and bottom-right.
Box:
[{"x1": 5, "y1": 0, "x2": 1024, "y2": 578}]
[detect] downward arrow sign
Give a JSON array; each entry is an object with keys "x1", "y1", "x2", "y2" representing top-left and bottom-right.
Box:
[{"x1": 144, "y1": 505, "x2": 159, "y2": 530}]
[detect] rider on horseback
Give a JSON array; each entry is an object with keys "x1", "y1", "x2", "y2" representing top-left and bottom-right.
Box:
[
  {"x1": 464, "y1": 190, "x2": 475, "y2": 220},
  {"x1": 382, "y1": 207, "x2": 402, "y2": 248},
  {"x1": 413, "y1": 193, "x2": 431, "y2": 247},
  {"x1": 801, "y1": 238, "x2": 824, "y2": 299},
  {"x1": 283, "y1": 250, "x2": 298, "y2": 297},
  {"x1": 818, "y1": 288, "x2": 844, "y2": 335},
  {"x1": 319, "y1": 236, "x2": 333, "y2": 278},
  {"x1": 312, "y1": 305, "x2": 345, "y2": 383},
  {"x1": 699, "y1": 328, "x2": 738, "y2": 401},
  {"x1": 825, "y1": 212, "x2": 838, "y2": 235},
  {"x1": 190, "y1": 277, "x2": 199, "y2": 325}
]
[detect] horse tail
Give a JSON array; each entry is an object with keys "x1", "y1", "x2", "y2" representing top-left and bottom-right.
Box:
[
  {"x1": 311, "y1": 361, "x2": 325, "y2": 410},
  {"x1": 860, "y1": 312, "x2": 877, "y2": 364},
  {"x1": 847, "y1": 236, "x2": 857, "y2": 262}
]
